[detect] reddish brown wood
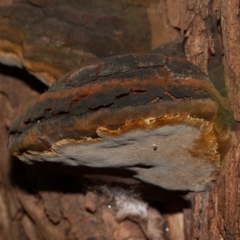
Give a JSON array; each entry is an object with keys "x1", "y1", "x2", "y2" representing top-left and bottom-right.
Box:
[
  {"x1": 184, "y1": 0, "x2": 213, "y2": 74},
  {"x1": 0, "y1": 68, "x2": 40, "y2": 240},
  {"x1": 221, "y1": 0, "x2": 240, "y2": 121},
  {"x1": 183, "y1": 0, "x2": 240, "y2": 239}
]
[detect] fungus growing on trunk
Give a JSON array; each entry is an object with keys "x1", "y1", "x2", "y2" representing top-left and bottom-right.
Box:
[{"x1": 9, "y1": 53, "x2": 232, "y2": 191}]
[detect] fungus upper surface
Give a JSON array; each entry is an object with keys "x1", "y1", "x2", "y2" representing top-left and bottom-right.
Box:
[
  {"x1": 9, "y1": 53, "x2": 232, "y2": 191},
  {"x1": 0, "y1": 1, "x2": 151, "y2": 85}
]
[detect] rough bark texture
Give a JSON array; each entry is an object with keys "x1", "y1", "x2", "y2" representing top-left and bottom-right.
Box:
[
  {"x1": 221, "y1": 0, "x2": 240, "y2": 121},
  {"x1": 0, "y1": 66, "x2": 41, "y2": 240},
  {"x1": 183, "y1": 0, "x2": 240, "y2": 239},
  {"x1": 184, "y1": 0, "x2": 214, "y2": 74},
  {"x1": 183, "y1": 136, "x2": 240, "y2": 240}
]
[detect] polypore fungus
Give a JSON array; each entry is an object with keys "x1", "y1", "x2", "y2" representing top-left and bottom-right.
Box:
[
  {"x1": 0, "y1": 2, "x2": 151, "y2": 85},
  {"x1": 9, "y1": 53, "x2": 232, "y2": 191}
]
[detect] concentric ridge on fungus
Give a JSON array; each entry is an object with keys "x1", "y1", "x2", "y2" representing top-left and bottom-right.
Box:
[{"x1": 9, "y1": 53, "x2": 232, "y2": 191}]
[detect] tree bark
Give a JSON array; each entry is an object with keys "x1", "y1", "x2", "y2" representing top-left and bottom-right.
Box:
[{"x1": 183, "y1": 0, "x2": 240, "y2": 239}]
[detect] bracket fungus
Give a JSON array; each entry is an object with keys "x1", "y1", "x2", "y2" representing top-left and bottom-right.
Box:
[{"x1": 9, "y1": 53, "x2": 232, "y2": 191}]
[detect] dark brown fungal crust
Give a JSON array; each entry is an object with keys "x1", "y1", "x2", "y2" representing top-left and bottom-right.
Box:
[
  {"x1": 9, "y1": 54, "x2": 228, "y2": 137},
  {"x1": 9, "y1": 53, "x2": 232, "y2": 191},
  {"x1": 0, "y1": 1, "x2": 152, "y2": 85}
]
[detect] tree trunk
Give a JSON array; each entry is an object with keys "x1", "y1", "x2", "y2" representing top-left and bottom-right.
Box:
[
  {"x1": 183, "y1": 0, "x2": 240, "y2": 239},
  {"x1": 0, "y1": 0, "x2": 240, "y2": 239}
]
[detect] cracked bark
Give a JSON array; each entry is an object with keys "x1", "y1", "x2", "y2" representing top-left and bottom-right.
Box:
[{"x1": 183, "y1": 0, "x2": 240, "y2": 239}]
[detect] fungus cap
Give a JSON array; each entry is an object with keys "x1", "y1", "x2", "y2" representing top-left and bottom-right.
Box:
[{"x1": 9, "y1": 54, "x2": 232, "y2": 191}]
